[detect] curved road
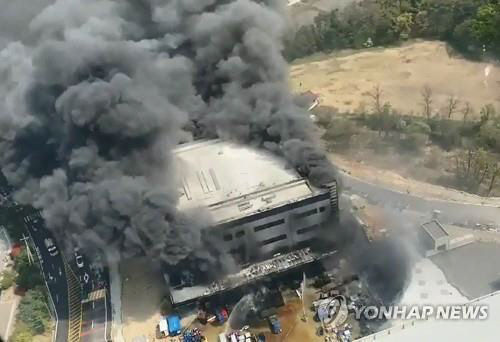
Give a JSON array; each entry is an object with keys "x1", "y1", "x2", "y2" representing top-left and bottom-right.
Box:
[{"x1": 340, "y1": 173, "x2": 500, "y2": 226}]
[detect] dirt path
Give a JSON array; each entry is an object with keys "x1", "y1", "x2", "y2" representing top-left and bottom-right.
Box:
[
  {"x1": 291, "y1": 40, "x2": 500, "y2": 116},
  {"x1": 121, "y1": 257, "x2": 167, "y2": 342},
  {"x1": 331, "y1": 153, "x2": 500, "y2": 206}
]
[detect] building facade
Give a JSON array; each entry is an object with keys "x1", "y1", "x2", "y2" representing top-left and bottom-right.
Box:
[{"x1": 175, "y1": 139, "x2": 339, "y2": 263}]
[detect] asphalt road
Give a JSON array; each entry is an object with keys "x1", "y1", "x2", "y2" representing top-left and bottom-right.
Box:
[
  {"x1": 69, "y1": 251, "x2": 111, "y2": 342},
  {"x1": 27, "y1": 217, "x2": 69, "y2": 342},
  {"x1": 2, "y1": 181, "x2": 111, "y2": 342},
  {"x1": 81, "y1": 298, "x2": 108, "y2": 342},
  {"x1": 341, "y1": 174, "x2": 500, "y2": 227}
]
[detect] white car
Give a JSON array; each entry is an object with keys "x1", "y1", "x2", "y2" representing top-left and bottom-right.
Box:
[
  {"x1": 74, "y1": 250, "x2": 84, "y2": 268},
  {"x1": 44, "y1": 238, "x2": 59, "y2": 256}
]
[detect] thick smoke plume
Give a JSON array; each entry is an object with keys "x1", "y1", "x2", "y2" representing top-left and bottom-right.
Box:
[{"x1": 0, "y1": 0, "x2": 336, "y2": 269}]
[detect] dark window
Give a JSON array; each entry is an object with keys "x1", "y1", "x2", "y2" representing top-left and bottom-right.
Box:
[
  {"x1": 254, "y1": 218, "x2": 285, "y2": 232},
  {"x1": 260, "y1": 234, "x2": 287, "y2": 246},
  {"x1": 319, "y1": 207, "x2": 326, "y2": 212},
  {"x1": 295, "y1": 208, "x2": 317, "y2": 219},
  {"x1": 296, "y1": 238, "x2": 316, "y2": 249},
  {"x1": 223, "y1": 233, "x2": 233, "y2": 241},
  {"x1": 297, "y1": 225, "x2": 319, "y2": 235},
  {"x1": 236, "y1": 230, "x2": 245, "y2": 238}
]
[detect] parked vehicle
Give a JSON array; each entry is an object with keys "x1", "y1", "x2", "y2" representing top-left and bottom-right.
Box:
[{"x1": 268, "y1": 315, "x2": 282, "y2": 334}]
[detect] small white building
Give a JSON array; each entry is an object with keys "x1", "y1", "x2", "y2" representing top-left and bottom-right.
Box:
[{"x1": 419, "y1": 220, "x2": 474, "y2": 257}]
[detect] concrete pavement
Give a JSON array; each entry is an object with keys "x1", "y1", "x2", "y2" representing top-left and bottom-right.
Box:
[{"x1": 0, "y1": 289, "x2": 19, "y2": 342}]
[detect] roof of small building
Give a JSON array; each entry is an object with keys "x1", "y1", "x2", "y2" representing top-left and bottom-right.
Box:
[{"x1": 421, "y1": 220, "x2": 449, "y2": 241}]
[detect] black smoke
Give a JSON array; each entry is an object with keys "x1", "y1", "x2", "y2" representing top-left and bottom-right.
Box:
[{"x1": 0, "y1": 0, "x2": 336, "y2": 271}]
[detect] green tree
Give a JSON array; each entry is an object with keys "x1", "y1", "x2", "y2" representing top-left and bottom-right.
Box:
[
  {"x1": 14, "y1": 249, "x2": 43, "y2": 290},
  {"x1": 454, "y1": 146, "x2": 497, "y2": 193},
  {"x1": 1, "y1": 270, "x2": 16, "y2": 290},
  {"x1": 479, "y1": 116, "x2": 500, "y2": 152},
  {"x1": 472, "y1": 3, "x2": 500, "y2": 51},
  {"x1": 323, "y1": 118, "x2": 358, "y2": 150},
  {"x1": 17, "y1": 288, "x2": 51, "y2": 335},
  {"x1": 10, "y1": 323, "x2": 34, "y2": 342}
]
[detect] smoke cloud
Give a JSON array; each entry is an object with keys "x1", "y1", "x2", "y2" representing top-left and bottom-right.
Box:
[{"x1": 0, "y1": 0, "x2": 336, "y2": 270}]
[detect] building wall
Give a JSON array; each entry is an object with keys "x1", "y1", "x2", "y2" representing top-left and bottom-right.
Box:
[{"x1": 210, "y1": 191, "x2": 334, "y2": 263}]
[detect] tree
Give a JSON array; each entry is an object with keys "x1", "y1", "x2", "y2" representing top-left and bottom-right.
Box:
[
  {"x1": 461, "y1": 101, "x2": 473, "y2": 123},
  {"x1": 487, "y1": 161, "x2": 500, "y2": 196},
  {"x1": 17, "y1": 288, "x2": 51, "y2": 335},
  {"x1": 1, "y1": 270, "x2": 16, "y2": 290},
  {"x1": 454, "y1": 146, "x2": 497, "y2": 194},
  {"x1": 479, "y1": 104, "x2": 496, "y2": 123},
  {"x1": 446, "y1": 95, "x2": 460, "y2": 118},
  {"x1": 14, "y1": 249, "x2": 43, "y2": 290},
  {"x1": 479, "y1": 116, "x2": 500, "y2": 152},
  {"x1": 472, "y1": 3, "x2": 500, "y2": 52},
  {"x1": 10, "y1": 324, "x2": 34, "y2": 342},
  {"x1": 322, "y1": 118, "x2": 357, "y2": 150},
  {"x1": 368, "y1": 84, "x2": 384, "y2": 115},
  {"x1": 421, "y1": 85, "x2": 433, "y2": 121}
]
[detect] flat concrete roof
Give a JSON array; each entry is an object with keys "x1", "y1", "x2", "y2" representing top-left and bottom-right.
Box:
[
  {"x1": 421, "y1": 220, "x2": 449, "y2": 241},
  {"x1": 174, "y1": 140, "x2": 321, "y2": 224}
]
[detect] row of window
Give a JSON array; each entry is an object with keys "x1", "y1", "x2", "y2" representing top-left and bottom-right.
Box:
[
  {"x1": 296, "y1": 224, "x2": 320, "y2": 235},
  {"x1": 223, "y1": 230, "x2": 245, "y2": 241},
  {"x1": 222, "y1": 206, "x2": 326, "y2": 241},
  {"x1": 224, "y1": 223, "x2": 321, "y2": 242}
]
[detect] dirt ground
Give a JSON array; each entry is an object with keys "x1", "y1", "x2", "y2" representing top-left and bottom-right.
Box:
[
  {"x1": 121, "y1": 257, "x2": 168, "y2": 342},
  {"x1": 290, "y1": 40, "x2": 500, "y2": 117}
]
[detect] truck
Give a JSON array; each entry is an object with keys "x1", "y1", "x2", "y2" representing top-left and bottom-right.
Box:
[
  {"x1": 267, "y1": 315, "x2": 282, "y2": 334},
  {"x1": 167, "y1": 315, "x2": 182, "y2": 336}
]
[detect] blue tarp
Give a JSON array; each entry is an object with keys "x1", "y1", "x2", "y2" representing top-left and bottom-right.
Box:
[{"x1": 167, "y1": 315, "x2": 181, "y2": 336}]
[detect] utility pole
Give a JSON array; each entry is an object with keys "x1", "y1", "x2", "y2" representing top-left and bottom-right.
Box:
[{"x1": 20, "y1": 234, "x2": 34, "y2": 265}]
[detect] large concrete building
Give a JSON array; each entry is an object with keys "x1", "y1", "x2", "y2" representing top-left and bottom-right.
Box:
[
  {"x1": 174, "y1": 139, "x2": 339, "y2": 264},
  {"x1": 168, "y1": 139, "x2": 339, "y2": 306}
]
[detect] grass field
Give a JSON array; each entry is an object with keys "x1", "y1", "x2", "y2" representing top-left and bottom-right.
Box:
[{"x1": 290, "y1": 40, "x2": 500, "y2": 117}]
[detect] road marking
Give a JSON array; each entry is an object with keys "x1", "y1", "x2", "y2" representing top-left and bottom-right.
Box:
[
  {"x1": 92, "y1": 301, "x2": 95, "y2": 309},
  {"x1": 56, "y1": 294, "x2": 59, "y2": 303},
  {"x1": 91, "y1": 320, "x2": 94, "y2": 329},
  {"x1": 80, "y1": 326, "x2": 105, "y2": 337}
]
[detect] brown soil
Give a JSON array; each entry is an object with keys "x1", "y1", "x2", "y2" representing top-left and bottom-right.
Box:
[
  {"x1": 121, "y1": 257, "x2": 168, "y2": 342},
  {"x1": 290, "y1": 41, "x2": 500, "y2": 117}
]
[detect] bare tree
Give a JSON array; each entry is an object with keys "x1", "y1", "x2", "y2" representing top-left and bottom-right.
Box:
[
  {"x1": 421, "y1": 85, "x2": 433, "y2": 121},
  {"x1": 487, "y1": 162, "x2": 500, "y2": 196},
  {"x1": 368, "y1": 84, "x2": 383, "y2": 115},
  {"x1": 368, "y1": 85, "x2": 384, "y2": 136},
  {"x1": 455, "y1": 147, "x2": 497, "y2": 194},
  {"x1": 461, "y1": 102, "x2": 472, "y2": 124},
  {"x1": 446, "y1": 95, "x2": 459, "y2": 119}
]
